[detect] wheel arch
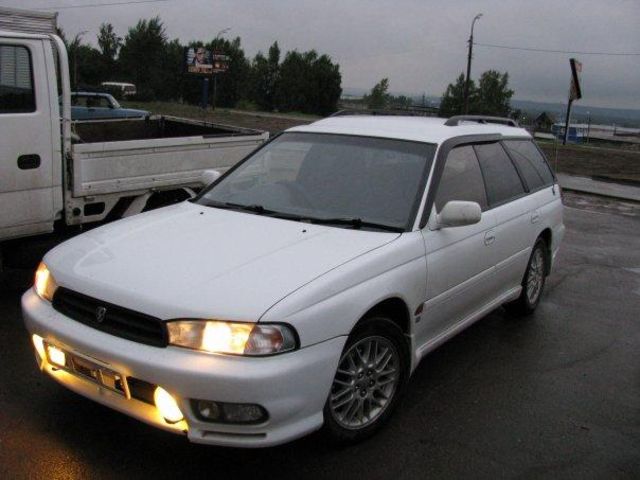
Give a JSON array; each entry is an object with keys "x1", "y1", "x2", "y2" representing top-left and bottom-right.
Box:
[
  {"x1": 355, "y1": 297, "x2": 412, "y2": 337},
  {"x1": 537, "y1": 228, "x2": 553, "y2": 275}
]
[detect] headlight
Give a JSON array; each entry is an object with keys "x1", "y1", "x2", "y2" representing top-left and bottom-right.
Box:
[
  {"x1": 34, "y1": 262, "x2": 58, "y2": 302},
  {"x1": 166, "y1": 320, "x2": 297, "y2": 356}
]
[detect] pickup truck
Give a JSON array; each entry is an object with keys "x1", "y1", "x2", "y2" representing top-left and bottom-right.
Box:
[{"x1": 0, "y1": 7, "x2": 268, "y2": 267}]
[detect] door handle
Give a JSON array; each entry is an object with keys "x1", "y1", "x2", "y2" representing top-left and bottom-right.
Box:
[
  {"x1": 17, "y1": 154, "x2": 41, "y2": 170},
  {"x1": 484, "y1": 231, "x2": 496, "y2": 246}
]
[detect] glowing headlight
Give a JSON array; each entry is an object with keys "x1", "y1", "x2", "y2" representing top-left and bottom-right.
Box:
[
  {"x1": 34, "y1": 262, "x2": 58, "y2": 302},
  {"x1": 167, "y1": 320, "x2": 297, "y2": 356}
]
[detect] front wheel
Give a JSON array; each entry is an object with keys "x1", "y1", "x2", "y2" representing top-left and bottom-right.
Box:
[
  {"x1": 322, "y1": 316, "x2": 408, "y2": 444},
  {"x1": 506, "y1": 238, "x2": 548, "y2": 316}
]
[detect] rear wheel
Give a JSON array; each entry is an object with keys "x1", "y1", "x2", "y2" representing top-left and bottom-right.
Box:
[
  {"x1": 506, "y1": 238, "x2": 548, "y2": 316},
  {"x1": 322, "y1": 316, "x2": 408, "y2": 444}
]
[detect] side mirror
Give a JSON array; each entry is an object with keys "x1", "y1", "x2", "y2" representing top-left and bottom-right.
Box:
[
  {"x1": 436, "y1": 201, "x2": 482, "y2": 229},
  {"x1": 200, "y1": 169, "x2": 222, "y2": 186}
]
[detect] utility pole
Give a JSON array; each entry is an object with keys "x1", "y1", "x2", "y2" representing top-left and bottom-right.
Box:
[
  {"x1": 463, "y1": 13, "x2": 482, "y2": 114},
  {"x1": 212, "y1": 27, "x2": 230, "y2": 111}
]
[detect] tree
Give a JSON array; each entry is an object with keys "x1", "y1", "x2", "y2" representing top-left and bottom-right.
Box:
[
  {"x1": 96, "y1": 23, "x2": 122, "y2": 83},
  {"x1": 307, "y1": 53, "x2": 341, "y2": 115},
  {"x1": 250, "y1": 41, "x2": 280, "y2": 110},
  {"x1": 207, "y1": 36, "x2": 251, "y2": 108},
  {"x1": 439, "y1": 70, "x2": 514, "y2": 117},
  {"x1": 118, "y1": 17, "x2": 167, "y2": 99},
  {"x1": 474, "y1": 70, "x2": 514, "y2": 116},
  {"x1": 67, "y1": 33, "x2": 103, "y2": 88},
  {"x1": 274, "y1": 49, "x2": 341, "y2": 115},
  {"x1": 364, "y1": 78, "x2": 390, "y2": 109},
  {"x1": 97, "y1": 23, "x2": 121, "y2": 62},
  {"x1": 439, "y1": 73, "x2": 473, "y2": 117}
]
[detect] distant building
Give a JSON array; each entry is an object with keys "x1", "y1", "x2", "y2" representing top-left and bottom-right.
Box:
[
  {"x1": 551, "y1": 122, "x2": 640, "y2": 145},
  {"x1": 534, "y1": 112, "x2": 555, "y2": 132}
]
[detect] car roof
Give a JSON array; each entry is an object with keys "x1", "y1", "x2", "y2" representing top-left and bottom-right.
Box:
[
  {"x1": 71, "y1": 92, "x2": 114, "y2": 97},
  {"x1": 288, "y1": 115, "x2": 531, "y2": 144}
]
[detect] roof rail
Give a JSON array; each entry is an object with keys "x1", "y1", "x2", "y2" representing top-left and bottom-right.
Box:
[
  {"x1": 330, "y1": 107, "x2": 438, "y2": 118},
  {"x1": 445, "y1": 115, "x2": 519, "y2": 127}
]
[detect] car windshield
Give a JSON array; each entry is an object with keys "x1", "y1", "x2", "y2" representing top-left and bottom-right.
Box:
[{"x1": 197, "y1": 132, "x2": 436, "y2": 231}]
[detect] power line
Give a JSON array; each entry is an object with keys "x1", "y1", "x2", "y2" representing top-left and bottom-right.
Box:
[
  {"x1": 35, "y1": 0, "x2": 172, "y2": 10},
  {"x1": 474, "y1": 42, "x2": 640, "y2": 56}
]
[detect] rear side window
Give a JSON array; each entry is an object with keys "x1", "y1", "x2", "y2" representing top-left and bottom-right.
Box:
[
  {"x1": 474, "y1": 142, "x2": 525, "y2": 206},
  {"x1": 503, "y1": 140, "x2": 555, "y2": 190},
  {"x1": 0, "y1": 45, "x2": 35, "y2": 113},
  {"x1": 435, "y1": 146, "x2": 488, "y2": 211}
]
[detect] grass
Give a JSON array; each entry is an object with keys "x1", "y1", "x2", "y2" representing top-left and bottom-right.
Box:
[{"x1": 121, "y1": 101, "x2": 317, "y2": 134}]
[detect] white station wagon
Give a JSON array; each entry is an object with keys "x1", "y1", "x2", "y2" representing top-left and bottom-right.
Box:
[{"x1": 23, "y1": 114, "x2": 564, "y2": 447}]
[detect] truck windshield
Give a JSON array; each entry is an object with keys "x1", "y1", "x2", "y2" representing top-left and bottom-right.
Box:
[{"x1": 197, "y1": 132, "x2": 436, "y2": 231}]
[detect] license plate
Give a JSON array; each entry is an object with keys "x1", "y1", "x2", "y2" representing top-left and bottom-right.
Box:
[{"x1": 45, "y1": 343, "x2": 130, "y2": 398}]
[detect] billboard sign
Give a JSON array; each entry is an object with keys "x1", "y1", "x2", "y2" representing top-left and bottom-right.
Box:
[
  {"x1": 185, "y1": 47, "x2": 229, "y2": 75},
  {"x1": 569, "y1": 58, "x2": 582, "y2": 101},
  {"x1": 211, "y1": 51, "x2": 230, "y2": 73}
]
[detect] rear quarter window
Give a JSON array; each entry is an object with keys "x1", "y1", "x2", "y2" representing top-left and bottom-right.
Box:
[
  {"x1": 503, "y1": 140, "x2": 555, "y2": 190},
  {"x1": 474, "y1": 142, "x2": 525, "y2": 207}
]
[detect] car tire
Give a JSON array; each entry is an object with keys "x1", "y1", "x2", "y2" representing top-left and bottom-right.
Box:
[
  {"x1": 506, "y1": 238, "x2": 548, "y2": 316},
  {"x1": 322, "y1": 315, "x2": 409, "y2": 445}
]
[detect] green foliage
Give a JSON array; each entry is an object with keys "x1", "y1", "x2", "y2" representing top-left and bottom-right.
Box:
[
  {"x1": 439, "y1": 70, "x2": 514, "y2": 117},
  {"x1": 118, "y1": 17, "x2": 167, "y2": 99},
  {"x1": 67, "y1": 16, "x2": 342, "y2": 114},
  {"x1": 97, "y1": 23, "x2": 121, "y2": 62},
  {"x1": 474, "y1": 70, "x2": 514, "y2": 116},
  {"x1": 207, "y1": 37, "x2": 251, "y2": 108},
  {"x1": 272, "y1": 49, "x2": 341, "y2": 115},
  {"x1": 439, "y1": 73, "x2": 472, "y2": 117},
  {"x1": 250, "y1": 42, "x2": 280, "y2": 111},
  {"x1": 364, "y1": 78, "x2": 390, "y2": 109},
  {"x1": 67, "y1": 32, "x2": 104, "y2": 88}
]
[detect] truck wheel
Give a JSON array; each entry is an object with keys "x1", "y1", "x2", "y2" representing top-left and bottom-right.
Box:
[
  {"x1": 506, "y1": 238, "x2": 548, "y2": 316},
  {"x1": 322, "y1": 316, "x2": 409, "y2": 444}
]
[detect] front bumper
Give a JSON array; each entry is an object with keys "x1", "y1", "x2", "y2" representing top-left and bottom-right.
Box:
[{"x1": 22, "y1": 289, "x2": 346, "y2": 447}]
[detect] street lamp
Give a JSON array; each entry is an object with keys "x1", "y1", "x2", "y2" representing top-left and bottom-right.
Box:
[
  {"x1": 463, "y1": 13, "x2": 482, "y2": 114},
  {"x1": 215, "y1": 27, "x2": 230, "y2": 40}
]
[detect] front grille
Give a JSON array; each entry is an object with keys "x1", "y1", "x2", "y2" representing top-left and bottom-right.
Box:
[{"x1": 52, "y1": 288, "x2": 168, "y2": 347}]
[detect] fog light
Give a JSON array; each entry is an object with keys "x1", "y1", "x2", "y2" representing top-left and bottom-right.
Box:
[
  {"x1": 196, "y1": 400, "x2": 221, "y2": 421},
  {"x1": 193, "y1": 399, "x2": 267, "y2": 424},
  {"x1": 47, "y1": 344, "x2": 66, "y2": 367},
  {"x1": 154, "y1": 387, "x2": 184, "y2": 423},
  {"x1": 32, "y1": 334, "x2": 46, "y2": 361}
]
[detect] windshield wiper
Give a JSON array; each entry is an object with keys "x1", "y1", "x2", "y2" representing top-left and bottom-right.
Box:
[
  {"x1": 305, "y1": 217, "x2": 404, "y2": 232},
  {"x1": 202, "y1": 201, "x2": 403, "y2": 232},
  {"x1": 205, "y1": 201, "x2": 306, "y2": 220},
  {"x1": 203, "y1": 201, "x2": 275, "y2": 215}
]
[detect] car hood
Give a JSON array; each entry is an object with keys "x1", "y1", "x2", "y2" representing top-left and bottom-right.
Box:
[{"x1": 45, "y1": 202, "x2": 400, "y2": 321}]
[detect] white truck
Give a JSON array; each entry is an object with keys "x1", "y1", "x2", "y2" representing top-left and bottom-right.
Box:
[{"x1": 0, "y1": 7, "x2": 268, "y2": 266}]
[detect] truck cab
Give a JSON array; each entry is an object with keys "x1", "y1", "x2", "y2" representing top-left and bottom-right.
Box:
[{"x1": 0, "y1": 31, "x2": 63, "y2": 241}]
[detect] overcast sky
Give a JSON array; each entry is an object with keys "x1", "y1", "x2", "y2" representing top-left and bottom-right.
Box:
[{"x1": 5, "y1": 0, "x2": 640, "y2": 109}]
